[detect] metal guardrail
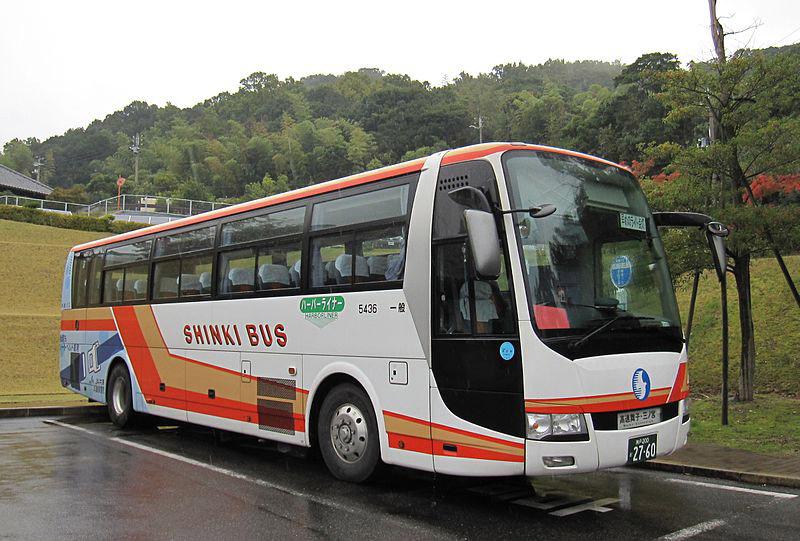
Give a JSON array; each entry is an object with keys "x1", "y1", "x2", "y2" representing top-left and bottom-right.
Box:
[
  {"x1": 0, "y1": 195, "x2": 89, "y2": 214},
  {"x1": 0, "y1": 194, "x2": 230, "y2": 220}
]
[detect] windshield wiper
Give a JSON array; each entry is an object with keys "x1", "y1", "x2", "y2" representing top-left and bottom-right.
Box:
[{"x1": 568, "y1": 315, "x2": 654, "y2": 350}]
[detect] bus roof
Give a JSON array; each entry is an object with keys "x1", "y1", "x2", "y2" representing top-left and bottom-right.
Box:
[{"x1": 71, "y1": 142, "x2": 626, "y2": 252}]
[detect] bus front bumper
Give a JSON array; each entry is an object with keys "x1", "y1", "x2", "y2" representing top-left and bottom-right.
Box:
[{"x1": 525, "y1": 400, "x2": 690, "y2": 476}]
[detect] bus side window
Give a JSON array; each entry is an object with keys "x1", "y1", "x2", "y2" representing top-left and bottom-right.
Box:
[
  {"x1": 218, "y1": 248, "x2": 256, "y2": 294},
  {"x1": 310, "y1": 233, "x2": 352, "y2": 287},
  {"x1": 357, "y1": 226, "x2": 405, "y2": 283},
  {"x1": 434, "y1": 242, "x2": 515, "y2": 336},
  {"x1": 434, "y1": 242, "x2": 471, "y2": 335},
  {"x1": 153, "y1": 259, "x2": 180, "y2": 299},
  {"x1": 72, "y1": 255, "x2": 90, "y2": 308},
  {"x1": 471, "y1": 257, "x2": 515, "y2": 335},
  {"x1": 103, "y1": 268, "x2": 125, "y2": 304},
  {"x1": 87, "y1": 254, "x2": 103, "y2": 305}
]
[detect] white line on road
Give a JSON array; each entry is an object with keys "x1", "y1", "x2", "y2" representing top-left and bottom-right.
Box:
[
  {"x1": 666, "y1": 477, "x2": 798, "y2": 499},
  {"x1": 43, "y1": 419, "x2": 444, "y2": 537},
  {"x1": 548, "y1": 497, "x2": 619, "y2": 516},
  {"x1": 658, "y1": 519, "x2": 726, "y2": 540}
]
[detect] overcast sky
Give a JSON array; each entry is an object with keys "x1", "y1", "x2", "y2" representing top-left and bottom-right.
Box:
[{"x1": 1, "y1": 0, "x2": 798, "y2": 147}]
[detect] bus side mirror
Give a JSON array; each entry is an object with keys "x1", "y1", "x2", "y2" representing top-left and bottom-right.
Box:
[
  {"x1": 652, "y1": 211, "x2": 730, "y2": 285},
  {"x1": 464, "y1": 209, "x2": 501, "y2": 280},
  {"x1": 705, "y1": 222, "x2": 729, "y2": 284}
]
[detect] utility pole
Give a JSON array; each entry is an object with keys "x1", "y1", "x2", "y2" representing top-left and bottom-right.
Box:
[
  {"x1": 32, "y1": 156, "x2": 44, "y2": 183},
  {"x1": 129, "y1": 133, "x2": 141, "y2": 185},
  {"x1": 469, "y1": 114, "x2": 484, "y2": 144}
]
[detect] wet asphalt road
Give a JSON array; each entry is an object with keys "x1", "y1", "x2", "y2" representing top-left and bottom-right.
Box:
[{"x1": 0, "y1": 415, "x2": 798, "y2": 540}]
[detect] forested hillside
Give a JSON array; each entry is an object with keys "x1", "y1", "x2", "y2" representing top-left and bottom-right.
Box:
[
  {"x1": 0, "y1": 56, "x2": 697, "y2": 203},
  {"x1": 0, "y1": 46, "x2": 797, "y2": 209}
]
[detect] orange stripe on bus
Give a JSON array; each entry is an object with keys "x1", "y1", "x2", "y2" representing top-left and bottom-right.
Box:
[
  {"x1": 384, "y1": 410, "x2": 523, "y2": 451},
  {"x1": 386, "y1": 432, "x2": 524, "y2": 462},
  {"x1": 525, "y1": 388, "x2": 673, "y2": 414}
]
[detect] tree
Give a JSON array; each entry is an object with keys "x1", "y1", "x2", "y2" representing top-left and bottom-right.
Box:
[
  {"x1": 48, "y1": 184, "x2": 90, "y2": 204},
  {"x1": 657, "y1": 1, "x2": 800, "y2": 401},
  {"x1": 239, "y1": 173, "x2": 290, "y2": 202},
  {"x1": 0, "y1": 139, "x2": 34, "y2": 176}
]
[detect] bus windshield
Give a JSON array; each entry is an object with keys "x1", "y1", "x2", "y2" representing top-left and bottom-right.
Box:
[{"x1": 502, "y1": 150, "x2": 683, "y2": 358}]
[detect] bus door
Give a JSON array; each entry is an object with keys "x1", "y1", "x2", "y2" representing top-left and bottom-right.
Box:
[
  {"x1": 241, "y1": 351, "x2": 305, "y2": 444},
  {"x1": 429, "y1": 160, "x2": 525, "y2": 466}
]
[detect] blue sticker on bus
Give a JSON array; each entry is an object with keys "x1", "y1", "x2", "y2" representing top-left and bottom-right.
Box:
[
  {"x1": 610, "y1": 255, "x2": 633, "y2": 288},
  {"x1": 632, "y1": 368, "x2": 651, "y2": 401},
  {"x1": 499, "y1": 341, "x2": 515, "y2": 361}
]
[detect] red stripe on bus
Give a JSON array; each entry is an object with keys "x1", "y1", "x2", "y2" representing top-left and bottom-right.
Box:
[
  {"x1": 387, "y1": 432, "x2": 434, "y2": 454},
  {"x1": 530, "y1": 386, "x2": 670, "y2": 403},
  {"x1": 60, "y1": 319, "x2": 117, "y2": 331},
  {"x1": 525, "y1": 390, "x2": 673, "y2": 414},
  {"x1": 384, "y1": 410, "x2": 524, "y2": 449},
  {"x1": 667, "y1": 363, "x2": 689, "y2": 403},
  {"x1": 441, "y1": 143, "x2": 628, "y2": 171},
  {"x1": 432, "y1": 440, "x2": 525, "y2": 463},
  {"x1": 387, "y1": 432, "x2": 524, "y2": 462},
  {"x1": 113, "y1": 306, "x2": 163, "y2": 396}
]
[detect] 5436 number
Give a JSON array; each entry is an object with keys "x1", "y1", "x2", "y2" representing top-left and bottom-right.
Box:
[{"x1": 358, "y1": 303, "x2": 378, "y2": 314}]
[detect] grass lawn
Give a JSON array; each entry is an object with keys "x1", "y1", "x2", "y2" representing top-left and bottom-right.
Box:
[
  {"x1": 675, "y1": 255, "x2": 800, "y2": 396},
  {"x1": 689, "y1": 393, "x2": 800, "y2": 456},
  {"x1": 0, "y1": 219, "x2": 107, "y2": 405}
]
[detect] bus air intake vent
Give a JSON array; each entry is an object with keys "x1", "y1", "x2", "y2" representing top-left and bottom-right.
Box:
[
  {"x1": 257, "y1": 399, "x2": 295, "y2": 434},
  {"x1": 257, "y1": 377, "x2": 296, "y2": 400},
  {"x1": 438, "y1": 174, "x2": 469, "y2": 192}
]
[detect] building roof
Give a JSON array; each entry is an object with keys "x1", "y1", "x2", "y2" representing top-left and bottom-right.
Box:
[
  {"x1": 0, "y1": 163, "x2": 53, "y2": 197},
  {"x1": 72, "y1": 142, "x2": 627, "y2": 253}
]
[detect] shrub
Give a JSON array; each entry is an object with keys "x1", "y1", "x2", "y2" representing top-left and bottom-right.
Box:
[{"x1": 0, "y1": 205, "x2": 147, "y2": 234}]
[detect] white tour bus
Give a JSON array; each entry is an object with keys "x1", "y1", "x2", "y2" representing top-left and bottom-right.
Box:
[{"x1": 60, "y1": 142, "x2": 691, "y2": 482}]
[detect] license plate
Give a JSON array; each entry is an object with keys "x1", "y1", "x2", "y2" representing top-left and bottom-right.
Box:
[
  {"x1": 627, "y1": 434, "x2": 657, "y2": 464},
  {"x1": 620, "y1": 212, "x2": 647, "y2": 232},
  {"x1": 617, "y1": 407, "x2": 661, "y2": 429}
]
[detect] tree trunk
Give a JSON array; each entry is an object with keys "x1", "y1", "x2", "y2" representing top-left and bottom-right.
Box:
[{"x1": 732, "y1": 252, "x2": 756, "y2": 401}]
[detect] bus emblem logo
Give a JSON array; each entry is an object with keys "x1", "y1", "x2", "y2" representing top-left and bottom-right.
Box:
[
  {"x1": 300, "y1": 296, "x2": 345, "y2": 328},
  {"x1": 499, "y1": 342, "x2": 515, "y2": 361},
  {"x1": 632, "y1": 368, "x2": 650, "y2": 401}
]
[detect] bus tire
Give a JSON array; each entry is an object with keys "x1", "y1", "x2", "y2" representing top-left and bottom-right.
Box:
[
  {"x1": 317, "y1": 383, "x2": 380, "y2": 483},
  {"x1": 107, "y1": 363, "x2": 135, "y2": 428}
]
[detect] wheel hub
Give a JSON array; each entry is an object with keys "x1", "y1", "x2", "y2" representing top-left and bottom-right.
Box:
[
  {"x1": 111, "y1": 377, "x2": 126, "y2": 416},
  {"x1": 330, "y1": 403, "x2": 367, "y2": 463}
]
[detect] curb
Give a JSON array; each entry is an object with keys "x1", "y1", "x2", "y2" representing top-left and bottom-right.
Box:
[
  {"x1": 641, "y1": 460, "x2": 800, "y2": 489},
  {"x1": 0, "y1": 404, "x2": 105, "y2": 419}
]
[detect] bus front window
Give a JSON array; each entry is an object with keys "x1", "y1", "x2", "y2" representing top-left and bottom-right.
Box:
[{"x1": 503, "y1": 150, "x2": 683, "y2": 359}]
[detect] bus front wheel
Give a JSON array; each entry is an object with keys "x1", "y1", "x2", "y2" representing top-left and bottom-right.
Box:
[
  {"x1": 317, "y1": 383, "x2": 380, "y2": 483},
  {"x1": 107, "y1": 363, "x2": 135, "y2": 428}
]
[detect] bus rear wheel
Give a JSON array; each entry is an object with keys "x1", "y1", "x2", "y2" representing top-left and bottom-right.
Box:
[
  {"x1": 317, "y1": 383, "x2": 380, "y2": 483},
  {"x1": 107, "y1": 363, "x2": 135, "y2": 428}
]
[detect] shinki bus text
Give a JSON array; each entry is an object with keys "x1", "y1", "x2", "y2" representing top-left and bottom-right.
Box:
[{"x1": 60, "y1": 142, "x2": 692, "y2": 482}]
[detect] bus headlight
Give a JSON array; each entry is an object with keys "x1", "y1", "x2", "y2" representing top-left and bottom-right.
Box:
[
  {"x1": 526, "y1": 413, "x2": 552, "y2": 439},
  {"x1": 526, "y1": 413, "x2": 587, "y2": 440}
]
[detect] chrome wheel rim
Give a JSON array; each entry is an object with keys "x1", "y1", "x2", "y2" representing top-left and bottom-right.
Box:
[
  {"x1": 329, "y1": 403, "x2": 367, "y2": 463},
  {"x1": 111, "y1": 377, "x2": 126, "y2": 417}
]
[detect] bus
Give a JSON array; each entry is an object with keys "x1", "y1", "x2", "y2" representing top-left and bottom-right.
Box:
[{"x1": 60, "y1": 142, "x2": 692, "y2": 482}]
